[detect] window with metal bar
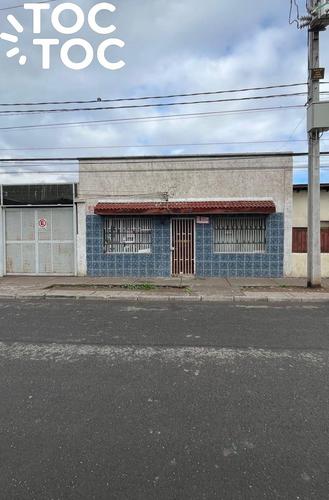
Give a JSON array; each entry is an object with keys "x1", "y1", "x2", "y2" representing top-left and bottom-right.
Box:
[
  {"x1": 214, "y1": 216, "x2": 267, "y2": 253},
  {"x1": 104, "y1": 217, "x2": 152, "y2": 254}
]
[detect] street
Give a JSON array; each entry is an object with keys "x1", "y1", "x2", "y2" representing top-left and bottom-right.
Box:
[{"x1": 0, "y1": 299, "x2": 329, "y2": 499}]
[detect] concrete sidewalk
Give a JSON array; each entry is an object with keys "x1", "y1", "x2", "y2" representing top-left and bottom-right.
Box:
[{"x1": 1, "y1": 276, "x2": 329, "y2": 303}]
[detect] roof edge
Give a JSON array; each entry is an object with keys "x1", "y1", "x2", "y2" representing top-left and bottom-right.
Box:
[
  {"x1": 94, "y1": 200, "x2": 276, "y2": 216},
  {"x1": 79, "y1": 152, "x2": 295, "y2": 162}
]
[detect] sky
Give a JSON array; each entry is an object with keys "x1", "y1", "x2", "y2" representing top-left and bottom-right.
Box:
[{"x1": 0, "y1": 0, "x2": 328, "y2": 185}]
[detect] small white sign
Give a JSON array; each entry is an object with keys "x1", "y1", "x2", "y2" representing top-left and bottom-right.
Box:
[{"x1": 197, "y1": 216, "x2": 210, "y2": 224}]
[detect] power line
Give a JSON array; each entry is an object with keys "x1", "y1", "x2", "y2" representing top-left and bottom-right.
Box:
[
  {"x1": 1, "y1": 152, "x2": 329, "y2": 162},
  {"x1": 0, "y1": 92, "x2": 309, "y2": 116},
  {"x1": 1, "y1": 139, "x2": 329, "y2": 152},
  {"x1": 289, "y1": 0, "x2": 300, "y2": 26},
  {"x1": 0, "y1": 105, "x2": 306, "y2": 132},
  {"x1": 0, "y1": 82, "x2": 321, "y2": 107},
  {"x1": 0, "y1": 0, "x2": 58, "y2": 11},
  {"x1": 2, "y1": 82, "x2": 329, "y2": 108}
]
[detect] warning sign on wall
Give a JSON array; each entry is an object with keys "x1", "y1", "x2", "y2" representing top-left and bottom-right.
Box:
[{"x1": 38, "y1": 218, "x2": 48, "y2": 230}]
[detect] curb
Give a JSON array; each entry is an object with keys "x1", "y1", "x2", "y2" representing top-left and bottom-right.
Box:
[
  {"x1": 232, "y1": 295, "x2": 329, "y2": 304},
  {"x1": 1, "y1": 291, "x2": 329, "y2": 304}
]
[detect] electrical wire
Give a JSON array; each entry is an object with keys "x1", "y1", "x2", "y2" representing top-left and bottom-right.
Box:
[
  {"x1": 0, "y1": 82, "x2": 320, "y2": 107},
  {"x1": 0, "y1": 139, "x2": 326, "y2": 152},
  {"x1": 274, "y1": 115, "x2": 306, "y2": 151},
  {"x1": 0, "y1": 93, "x2": 309, "y2": 116},
  {"x1": 0, "y1": 105, "x2": 306, "y2": 132},
  {"x1": 0, "y1": 82, "x2": 328, "y2": 108},
  {"x1": 1, "y1": 152, "x2": 329, "y2": 163},
  {"x1": 289, "y1": 0, "x2": 300, "y2": 26},
  {"x1": 7, "y1": 83, "x2": 329, "y2": 109}
]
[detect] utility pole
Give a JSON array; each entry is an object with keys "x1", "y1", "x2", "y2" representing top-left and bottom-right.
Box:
[
  {"x1": 307, "y1": 26, "x2": 321, "y2": 287},
  {"x1": 299, "y1": 0, "x2": 329, "y2": 287}
]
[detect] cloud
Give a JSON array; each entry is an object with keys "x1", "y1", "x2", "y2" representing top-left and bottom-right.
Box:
[{"x1": 0, "y1": 0, "x2": 328, "y2": 184}]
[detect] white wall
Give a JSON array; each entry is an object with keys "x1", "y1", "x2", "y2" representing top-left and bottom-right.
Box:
[{"x1": 76, "y1": 202, "x2": 87, "y2": 276}]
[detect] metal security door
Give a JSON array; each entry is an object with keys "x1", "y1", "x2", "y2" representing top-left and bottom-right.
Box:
[
  {"x1": 5, "y1": 208, "x2": 36, "y2": 274},
  {"x1": 5, "y1": 207, "x2": 75, "y2": 275},
  {"x1": 36, "y1": 207, "x2": 75, "y2": 274},
  {"x1": 171, "y1": 218, "x2": 195, "y2": 275}
]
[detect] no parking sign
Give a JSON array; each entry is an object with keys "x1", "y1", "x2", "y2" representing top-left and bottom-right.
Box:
[{"x1": 38, "y1": 217, "x2": 48, "y2": 231}]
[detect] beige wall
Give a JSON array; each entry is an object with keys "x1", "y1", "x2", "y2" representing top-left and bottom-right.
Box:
[
  {"x1": 78, "y1": 155, "x2": 293, "y2": 275},
  {"x1": 291, "y1": 254, "x2": 329, "y2": 277},
  {"x1": 293, "y1": 189, "x2": 329, "y2": 226},
  {"x1": 291, "y1": 188, "x2": 329, "y2": 277}
]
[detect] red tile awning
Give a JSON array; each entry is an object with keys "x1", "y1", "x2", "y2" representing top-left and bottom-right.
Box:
[{"x1": 94, "y1": 200, "x2": 276, "y2": 215}]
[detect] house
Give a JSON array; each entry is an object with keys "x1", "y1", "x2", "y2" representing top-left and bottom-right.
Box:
[
  {"x1": 76, "y1": 153, "x2": 293, "y2": 278},
  {"x1": 291, "y1": 183, "x2": 329, "y2": 277}
]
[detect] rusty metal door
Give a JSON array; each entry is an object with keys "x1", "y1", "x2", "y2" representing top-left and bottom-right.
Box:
[
  {"x1": 5, "y1": 207, "x2": 75, "y2": 275},
  {"x1": 171, "y1": 218, "x2": 195, "y2": 275}
]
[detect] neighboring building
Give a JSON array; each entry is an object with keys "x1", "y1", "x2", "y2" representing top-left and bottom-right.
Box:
[
  {"x1": 0, "y1": 184, "x2": 77, "y2": 276},
  {"x1": 77, "y1": 154, "x2": 293, "y2": 278},
  {"x1": 291, "y1": 183, "x2": 329, "y2": 277}
]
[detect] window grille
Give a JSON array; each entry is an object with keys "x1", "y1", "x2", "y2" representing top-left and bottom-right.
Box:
[
  {"x1": 214, "y1": 216, "x2": 266, "y2": 253},
  {"x1": 104, "y1": 217, "x2": 152, "y2": 254}
]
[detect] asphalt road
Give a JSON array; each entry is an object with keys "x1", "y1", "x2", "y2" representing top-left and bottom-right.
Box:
[{"x1": 0, "y1": 299, "x2": 329, "y2": 500}]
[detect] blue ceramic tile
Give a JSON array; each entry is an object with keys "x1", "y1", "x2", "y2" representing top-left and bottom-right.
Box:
[{"x1": 86, "y1": 213, "x2": 285, "y2": 278}]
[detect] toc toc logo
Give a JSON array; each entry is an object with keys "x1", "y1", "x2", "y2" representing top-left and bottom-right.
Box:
[{"x1": 0, "y1": 2, "x2": 126, "y2": 70}]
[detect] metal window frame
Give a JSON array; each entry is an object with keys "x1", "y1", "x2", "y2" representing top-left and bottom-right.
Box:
[
  {"x1": 103, "y1": 216, "x2": 153, "y2": 255},
  {"x1": 213, "y1": 215, "x2": 267, "y2": 254}
]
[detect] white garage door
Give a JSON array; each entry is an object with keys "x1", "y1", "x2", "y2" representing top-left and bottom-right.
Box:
[{"x1": 5, "y1": 208, "x2": 75, "y2": 275}]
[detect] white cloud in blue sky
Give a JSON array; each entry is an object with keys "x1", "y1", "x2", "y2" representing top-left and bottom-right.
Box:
[{"x1": 0, "y1": 0, "x2": 328, "y2": 184}]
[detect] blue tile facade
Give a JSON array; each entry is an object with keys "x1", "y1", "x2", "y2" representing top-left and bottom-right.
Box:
[
  {"x1": 86, "y1": 213, "x2": 284, "y2": 278},
  {"x1": 86, "y1": 215, "x2": 171, "y2": 277},
  {"x1": 196, "y1": 213, "x2": 284, "y2": 278}
]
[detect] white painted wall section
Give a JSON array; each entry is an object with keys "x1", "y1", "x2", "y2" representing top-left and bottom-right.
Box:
[{"x1": 76, "y1": 202, "x2": 87, "y2": 276}]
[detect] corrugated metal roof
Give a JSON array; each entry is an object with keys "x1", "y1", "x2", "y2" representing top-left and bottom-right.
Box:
[{"x1": 94, "y1": 200, "x2": 276, "y2": 215}]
